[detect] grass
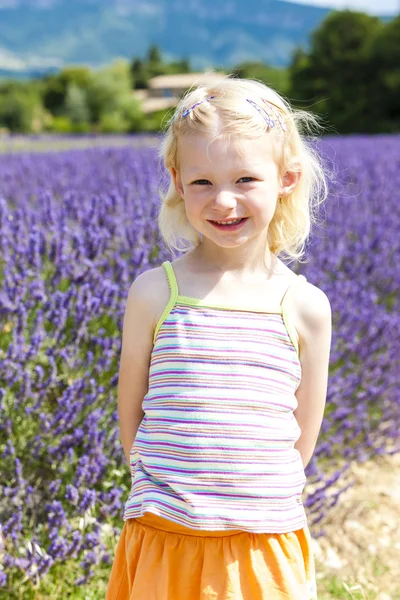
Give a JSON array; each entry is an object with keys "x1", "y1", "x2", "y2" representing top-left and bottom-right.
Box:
[
  {"x1": 317, "y1": 577, "x2": 400, "y2": 600},
  {"x1": 0, "y1": 134, "x2": 159, "y2": 154},
  {"x1": 317, "y1": 573, "x2": 374, "y2": 600}
]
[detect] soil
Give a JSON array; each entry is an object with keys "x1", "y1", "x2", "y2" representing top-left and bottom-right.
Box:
[{"x1": 308, "y1": 452, "x2": 400, "y2": 599}]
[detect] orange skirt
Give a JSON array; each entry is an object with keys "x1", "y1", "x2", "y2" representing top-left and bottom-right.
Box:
[{"x1": 106, "y1": 512, "x2": 318, "y2": 600}]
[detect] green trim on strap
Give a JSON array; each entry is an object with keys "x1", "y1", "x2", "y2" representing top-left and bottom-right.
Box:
[
  {"x1": 281, "y1": 304, "x2": 299, "y2": 356},
  {"x1": 176, "y1": 295, "x2": 282, "y2": 314},
  {"x1": 281, "y1": 275, "x2": 307, "y2": 356},
  {"x1": 153, "y1": 261, "x2": 179, "y2": 344}
]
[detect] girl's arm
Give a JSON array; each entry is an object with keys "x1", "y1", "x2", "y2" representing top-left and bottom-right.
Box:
[
  {"x1": 117, "y1": 271, "x2": 157, "y2": 466},
  {"x1": 293, "y1": 283, "x2": 332, "y2": 470}
]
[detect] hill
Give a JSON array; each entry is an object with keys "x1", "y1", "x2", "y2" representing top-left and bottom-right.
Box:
[{"x1": 0, "y1": 0, "x2": 333, "y2": 77}]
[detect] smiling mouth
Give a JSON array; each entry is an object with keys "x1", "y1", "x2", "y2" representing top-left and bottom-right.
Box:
[
  {"x1": 208, "y1": 218, "x2": 246, "y2": 224},
  {"x1": 207, "y1": 217, "x2": 248, "y2": 230}
]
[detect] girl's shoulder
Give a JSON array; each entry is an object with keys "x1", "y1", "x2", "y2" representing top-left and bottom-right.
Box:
[
  {"x1": 286, "y1": 276, "x2": 332, "y2": 351},
  {"x1": 131, "y1": 265, "x2": 172, "y2": 334},
  {"x1": 270, "y1": 262, "x2": 331, "y2": 352}
]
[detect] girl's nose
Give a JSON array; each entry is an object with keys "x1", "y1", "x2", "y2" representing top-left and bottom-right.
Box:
[{"x1": 211, "y1": 189, "x2": 237, "y2": 209}]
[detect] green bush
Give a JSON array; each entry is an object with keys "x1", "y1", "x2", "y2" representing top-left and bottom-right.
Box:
[
  {"x1": 98, "y1": 112, "x2": 129, "y2": 133},
  {"x1": 140, "y1": 108, "x2": 174, "y2": 132},
  {"x1": 48, "y1": 116, "x2": 73, "y2": 133}
]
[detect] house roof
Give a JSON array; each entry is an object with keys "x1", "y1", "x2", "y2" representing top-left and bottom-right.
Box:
[
  {"x1": 148, "y1": 72, "x2": 227, "y2": 89},
  {"x1": 133, "y1": 95, "x2": 178, "y2": 114}
]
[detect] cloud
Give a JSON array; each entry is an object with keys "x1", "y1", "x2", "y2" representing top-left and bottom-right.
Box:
[{"x1": 284, "y1": 0, "x2": 397, "y2": 16}]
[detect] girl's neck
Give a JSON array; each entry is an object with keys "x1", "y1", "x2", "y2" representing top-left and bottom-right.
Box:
[{"x1": 185, "y1": 245, "x2": 285, "y2": 282}]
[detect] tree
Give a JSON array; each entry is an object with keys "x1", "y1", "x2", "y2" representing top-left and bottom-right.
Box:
[
  {"x1": 147, "y1": 44, "x2": 167, "y2": 78},
  {"x1": 0, "y1": 92, "x2": 32, "y2": 131},
  {"x1": 65, "y1": 83, "x2": 90, "y2": 128},
  {"x1": 0, "y1": 84, "x2": 43, "y2": 132},
  {"x1": 369, "y1": 15, "x2": 400, "y2": 131},
  {"x1": 147, "y1": 44, "x2": 162, "y2": 64},
  {"x1": 163, "y1": 58, "x2": 191, "y2": 76},
  {"x1": 288, "y1": 10, "x2": 384, "y2": 133},
  {"x1": 130, "y1": 47, "x2": 192, "y2": 89},
  {"x1": 231, "y1": 62, "x2": 289, "y2": 95},
  {"x1": 87, "y1": 59, "x2": 143, "y2": 131},
  {"x1": 130, "y1": 58, "x2": 149, "y2": 89},
  {"x1": 42, "y1": 66, "x2": 91, "y2": 115},
  {"x1": 87, "y1": 59, "x2": 132, "y2": 121}
]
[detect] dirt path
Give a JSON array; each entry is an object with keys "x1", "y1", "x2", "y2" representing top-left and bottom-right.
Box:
[{"x1": 309, "y1": 452, "x2": 400, "y2": 599}]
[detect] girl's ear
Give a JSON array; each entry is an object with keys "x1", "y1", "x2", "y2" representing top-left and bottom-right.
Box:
[
  {"x1": 279, "y1": 167, "x2": 301, "y2": 198},
  {"x1": 170, "y1": 167, "x2": 184, "y2": 198}
]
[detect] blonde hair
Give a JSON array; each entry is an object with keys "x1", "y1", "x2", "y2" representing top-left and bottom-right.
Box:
[{"x1": 157, "y1": 73, "x2": 331, "y2": 264}]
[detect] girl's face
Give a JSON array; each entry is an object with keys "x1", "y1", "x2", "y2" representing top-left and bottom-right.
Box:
[{"x1": 170, "y1": 131, "x2": 298, "y2": 251}]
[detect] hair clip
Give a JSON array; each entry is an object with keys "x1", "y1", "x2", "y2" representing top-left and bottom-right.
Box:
[
  {"x1": 261, "y1": 99, "x2": 287, "y2": 132},
  {"x1": 246, "y1": 98, "x2": 287, "y2": 132},
  {"x1": 181, "y1": 95, "x2": 216, "y2": 118},
  {"x1": 179, "y1": 94, "x2": 287, "y2": 132},
  {"x1": 246, "y1": 98, "x2": 275, "y2": 129}
]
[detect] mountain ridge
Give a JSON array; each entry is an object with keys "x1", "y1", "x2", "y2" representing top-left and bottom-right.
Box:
[{"x1": 0, "y1": 0, "x2": 392, "y2": 78}]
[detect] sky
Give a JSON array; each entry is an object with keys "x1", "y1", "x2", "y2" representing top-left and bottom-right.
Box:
[{"x1": 285, "y1": 0, "x2": 398, "y2": 15}]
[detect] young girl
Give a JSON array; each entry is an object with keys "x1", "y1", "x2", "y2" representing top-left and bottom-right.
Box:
[{"x1": 106, "y1": 75, "x2": 332, "y2": 599}]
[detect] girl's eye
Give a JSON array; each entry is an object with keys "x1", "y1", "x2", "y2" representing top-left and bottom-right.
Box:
[{"x1": 192, "y1": 177, "x2": 255, "y2": 185}]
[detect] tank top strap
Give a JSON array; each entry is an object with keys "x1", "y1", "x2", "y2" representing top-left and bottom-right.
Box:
[
  {"x1": 162, "y1": 260, "x2": 179, "y2": 301},
  {"x1": 280, "y1": 274, "x2": 307, "y2": 311},
  {"x1": 153, "y1": 261, "x2": 180, "y2": 344},
  {"x1": 279, "y1": 274, "x2": 307, "y2": 355}
]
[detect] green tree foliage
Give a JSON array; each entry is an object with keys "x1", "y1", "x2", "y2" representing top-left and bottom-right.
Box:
[
  {"x1": 141, "y1": 108, "x2": 175, "y2": 132},
  {"x1": 369, "y1": 15, "x2": 400, "y2": 131},
  {"x1": 0, "y1": 91, "x2": 33, "y2": 132},
  {"x1": 148, "y1": 44, "x2": 162, "y2": 64},
  {"x1": 146, "y1": 44, "x2": 166, "y2": 79},
  {"x1": 43, "y1": 66, "x2": 92, "y2": 115},
  {"x1": 130, "y1": 45, "x2": 191, "y2": 89},
  {"x1": 232, "y1": 62, "x2": 290, "y2": 95},
  {"x1": 288, "y1": 10, "x2": 389, "y2": 133},
  {"x1": 0, "y1": 81, "x2": 46, "y2": 132},
  {"x1": 87, "y1": 59, "x2": 143, "y2": 132},
  {"x1": 131, "y1": 58, "x2": 148, "y2": 90},
  {"x1": 65, "y1": 83, "x2": 90, "y2": 127},
  {"x1": 168, "y1": 59, "x2": 191, "y2": 74},
  {"x1": 161, "y1": 59, "x2": 191, "y2": 77}
]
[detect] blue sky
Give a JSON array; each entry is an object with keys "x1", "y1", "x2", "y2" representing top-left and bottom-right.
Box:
[{"x1": 285, "y1": 0, "x2": 398, "y2": 15}]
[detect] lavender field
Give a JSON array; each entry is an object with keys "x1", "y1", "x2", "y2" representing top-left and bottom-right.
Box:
[{"x1": 0, "y1": 134, "x2": 399, "y2": 598}]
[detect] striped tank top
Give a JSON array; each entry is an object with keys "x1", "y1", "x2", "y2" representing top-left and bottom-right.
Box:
[{"x1": 123, "y1": 260, "x2": 308, "y2": 533}]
